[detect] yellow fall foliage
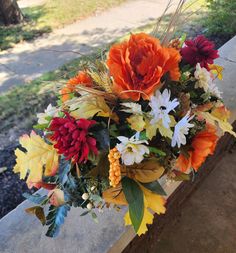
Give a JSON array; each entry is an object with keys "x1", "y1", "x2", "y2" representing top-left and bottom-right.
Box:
[
  {"x1": 127, "y1": 114, "x2": 146, "y2": 132},
  {"x1": 125, "y1": 160, "x2": 165, "y2": 183},
  {"x1": 14, "y1": 131, "x2": 59, "y2": 186},
  {"x1": 68, "y1": 95, "x2": 118, "y2": 122},
  {"x1": 200, "y1": 112, "x2": 236, "y2": 137},
  {"x1": 125, "y1": 185, "x2": 166, "y2": 235}
]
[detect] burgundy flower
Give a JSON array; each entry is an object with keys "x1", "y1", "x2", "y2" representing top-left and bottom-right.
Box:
[
  {"x1": 49, "y1": 113, "x2": 98, "y2": 163},
  {"x1": 180, "y1": 35, "x2": 219, "y2": 69}
]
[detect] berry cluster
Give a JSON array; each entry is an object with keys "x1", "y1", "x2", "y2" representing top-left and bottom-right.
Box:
[{"x1": 108, "y1": 148, "x2": 121, "y2": 187}]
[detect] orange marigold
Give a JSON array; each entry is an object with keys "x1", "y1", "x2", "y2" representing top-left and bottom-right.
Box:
[
  {"x1": 107, "y1": 33, "x2": 181, "y2": 101},
  {"x1": 176, "y1": 123, "x2": 219, "y2": 172},
  {"x1": 108, "y1": 147, "x2": 121, "y2": 187},
  {"x1": 60, "y1": 71, "x2": 92, "y2": 102}
]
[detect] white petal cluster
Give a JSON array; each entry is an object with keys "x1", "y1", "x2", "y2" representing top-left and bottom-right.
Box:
[
  {"x1": 194, "y1": 63, "x2": 212, "y2": 92},
  {"x1": 208, "y1": 82, "x2": 222, "y2": 98},
  {"x1": 37, "y1": 104, "x2": 59, "y2": 125},
  {"x1": 149, "y1": 89, "x2": 179, "y2": 128},
  {"x1": 171, "y1": 112, "x2": 194, "y2": 148},
  {"x1": 116, "y1": 134, "x2": 149, "y2": 166}
]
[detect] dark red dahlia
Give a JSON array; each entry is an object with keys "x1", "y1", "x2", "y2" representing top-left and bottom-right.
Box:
[
  {"x1": 180, "y1": 35, "x2": 219, "y2": 69},
  {"x1": 49, "y1": 113, "x2": 98, "y2": 163}
]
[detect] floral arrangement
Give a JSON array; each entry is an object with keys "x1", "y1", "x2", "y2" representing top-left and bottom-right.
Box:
[{"x1": 13, "y1": 27, "x2": 236, "y2": 237}]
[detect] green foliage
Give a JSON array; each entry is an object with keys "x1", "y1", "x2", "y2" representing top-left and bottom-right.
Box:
[
  {"x1": 141, "y1": 181, "x2": 167, "y2": 196},
  {"x1": 46, "y1": 204, "x2": 70, "y2": 237},
  {"x1": 121, "y1": 177, "x2": 144, "y2": 233},
  {"x1": 205, "y1": 0, "x2": 236, "y2": 38}
]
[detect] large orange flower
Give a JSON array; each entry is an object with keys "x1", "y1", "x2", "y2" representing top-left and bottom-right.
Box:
[
  {"x1": 107, "y1": 33, "x2": 181, "y2": 101},
  {"x1": 176, "y1": 123, "x2": 218, "y2": 172},
  {"x1": 60, "y1": 71, "x2": 92, "y2": 102}
]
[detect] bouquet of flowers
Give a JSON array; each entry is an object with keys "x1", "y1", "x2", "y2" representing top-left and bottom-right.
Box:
[{"x1": 13, "y1": 14, "x2": 236, "y2": 238}]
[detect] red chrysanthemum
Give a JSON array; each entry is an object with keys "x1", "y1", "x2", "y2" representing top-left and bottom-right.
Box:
[
  {"x1": 180, "y1": 35, "x2": 219, "y2": 70},
  {"x1": 49, "y1": 113, "x2": 98, "y2": 163}
]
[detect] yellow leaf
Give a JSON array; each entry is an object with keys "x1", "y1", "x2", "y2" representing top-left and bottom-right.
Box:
[
  {"x1": 124, "y1": 200, "x2": 154, "y2": 236},
  {"x1": 126, "y1": 160, "x2": 165, "y2": 183},
  {"x1": 127, "y1": 114, "x2": 146, "y2": 132},
  {"x1": 124, "y1": 185, "x2": 166, "y2": 235},
  {"x1": 200, "y1": 112, "x2": 236, "y2": 137},
  {"x1": 103, "y1": 185, "x2": 127, "y2": 205},
  {"x1": 69, "y1": 95, "x2": 118, "y2": 122},
  {"x1": 145, "y1": 118, "x2": 158, "y2": 140},
  {"x1": 145, "y1": 116, "x2": 175, "y2": 140},
  {"x1": 14, "y1": 131, "x2": 59, "y2": 186},
  {"x1": 209, "y1": 64, "x2": 224, "y2": 80},
  {"x1": 156, "y1": 120, "x2": 173, "y2": 139}
]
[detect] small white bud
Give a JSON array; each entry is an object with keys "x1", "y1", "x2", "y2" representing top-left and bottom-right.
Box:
[
  {"x1": 90, "y1": 186, "x2": 96, "y2": 192},
  {"x1": 82, "y1": 193, "x2": 89, "y2": 200},
  {"x1": 86, "y1": 203, "x2": 93, "y2": 210}
]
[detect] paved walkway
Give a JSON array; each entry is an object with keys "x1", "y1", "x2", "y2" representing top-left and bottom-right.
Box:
[
  {"x1": 0, "y1": 0, "x2": 177, "y2": 93},
  {"x1": 18, "y1": 0, "x2": 46, "y2": 8}
]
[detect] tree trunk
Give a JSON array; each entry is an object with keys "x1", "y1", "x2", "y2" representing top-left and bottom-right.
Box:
[{"x1": 0, "y1": 0, "x2": 23, "y2": 25}]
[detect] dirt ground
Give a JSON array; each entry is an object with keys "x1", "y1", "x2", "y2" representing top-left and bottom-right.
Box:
[{"x1": 151, "y1": 141, "x2": 236, "y2": 253}]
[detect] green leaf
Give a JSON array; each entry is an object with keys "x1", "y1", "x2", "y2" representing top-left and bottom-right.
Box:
[
  {"x1": 33, "y1": 123, "x2": 49, "y2": 130},
  {"x1": 179, "y1": 33, "x2": 187, "y2": 47},
  {"x1": 80, "y1": 210, "x2": 91, "y2": 216},
  {"x1": 121, "y1": 177, "x2": 144, "y2": 233},
  {"x1": 46, "y1": 204, "x2": 70, "y2": 237},
  {"x1": 93, "y1": 128, "x2": 110, "y2": 150},
  {"x1": 141, "y1": 181, "x2": 167, "y2": 196},
  {"x1": 25, "y1": 206, "x2": 46, "y2": 225},
  {"x1": 91, "y1": 212, "x2": 99, "y2": 223},
  {"x1": 149, "y1": 147, "x2": 166, "y2": 156}
]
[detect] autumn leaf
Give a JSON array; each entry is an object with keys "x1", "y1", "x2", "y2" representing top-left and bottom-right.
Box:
[
  {"x1": 145, "y1": 117, "x2": 158, "y2": 140},
  {"x1": 145, "y1": 116, "x2": 175, "y2": 140},
  {"x1": 103, "y1": 184, "x2": 128, "y2": 205},
  {"x1": 200, "y1": 112, "x2": 236, "y2": 137},
  {"x1": 25, "y1": 206, "x2": 46, "y2": 225},
  {"x1": 127, "y1": 114, "x2": 146, "y2": 132},
  {"x1": 14, "y1": 131, "x2": 59, "y2": 186},
  {"x1": 209, "y1": 64, "x2": 224, "y2": 80},
  {"x1": 125, "y1": 160, "x2": 165, "y2": 183},
  {"x1": 68, "y1": 95, "x2": 118, "y2": 122},
  {"x1": 124, "y1": 184, "x2": 166, "y2": 235}
]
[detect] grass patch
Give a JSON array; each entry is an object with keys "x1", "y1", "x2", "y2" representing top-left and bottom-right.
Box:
[
  {"x1": 0, "y1": 0, "x2": 127, "y2": 51},
  {"x1": 0, "y1": 54, "x2": 96, "y2": 134}
]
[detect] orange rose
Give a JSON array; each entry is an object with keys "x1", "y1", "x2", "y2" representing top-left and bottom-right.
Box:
[
  {"x1": 107, "y1": 33, "x2": 181, "y2": 101},
  {"x1": 60, "y1": 71, "x2": 92, "y2": 102},
  {"x1": 176, "y1": 123, "x2": 218, "y2": 172}
]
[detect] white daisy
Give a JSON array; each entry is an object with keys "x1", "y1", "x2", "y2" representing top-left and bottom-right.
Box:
[
  {"x1": 149, "y1": 89, "x2": 179, "y2": 128},
  {"x1": 116, "y1": 134, "x2": 149, "y2": 166},
  {"x1": 37, "y1": 104, "x2": 59, "y2": 125},
  {"x1": 171, "y1": 112, "x2": 194, "y2": 148},
  {"x1": 194, "y1": 63, "x2": 212, "y2": 92},
  {"x1": 208, "y1": 82, "x2": 222, "y2": 98}
]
